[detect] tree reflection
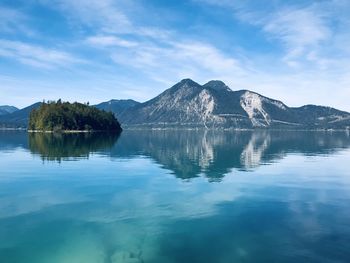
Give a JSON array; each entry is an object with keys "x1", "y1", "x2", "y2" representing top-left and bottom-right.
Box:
[
  {"x1": 28, "y1": 132, "x2": 120, "y2": 162},
  {"x1": 2, "y1": 130, "x2": 349, "y2": 179}
]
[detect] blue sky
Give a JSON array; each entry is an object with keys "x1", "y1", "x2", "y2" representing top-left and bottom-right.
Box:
[{"x1": 0, "y1": 0, "x2": 350, "y2": 110}]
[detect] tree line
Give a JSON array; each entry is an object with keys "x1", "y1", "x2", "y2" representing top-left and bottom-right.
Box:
[{"x1": 29, "y1": 100, "x2": 122, "y2": 132}]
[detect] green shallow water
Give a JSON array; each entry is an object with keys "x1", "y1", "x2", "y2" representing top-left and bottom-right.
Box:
[{"x1": 1, "y1": 130, "x2": 350, "y2": 263}]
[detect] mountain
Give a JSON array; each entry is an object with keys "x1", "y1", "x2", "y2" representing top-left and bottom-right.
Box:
[
  {"x1": 0, "y1": 105, "x2": 18, "y2": 116},
  {"x1": 118, "y1": 79, "x2": 350, "y2": 129},
  {"x1": 1, "y1": 79, "x2": 349, "y2": 130},
  {"x1": 0, "y1": 102, "x2": 41, "y2": 128},
  {"x1": 94, "y1": 99, "x2": 140, "y2": 117}
]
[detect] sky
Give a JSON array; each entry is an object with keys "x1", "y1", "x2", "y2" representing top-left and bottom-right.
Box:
[{"x1": 0, "y1": 0, "x2": 350, "y2": 110}]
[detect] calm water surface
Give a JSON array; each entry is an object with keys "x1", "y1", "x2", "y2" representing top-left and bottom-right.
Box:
[{"x1": 0, "y1": 130, "x2": 350, "y2": 263}]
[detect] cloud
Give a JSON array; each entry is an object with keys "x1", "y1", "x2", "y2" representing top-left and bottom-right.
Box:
[
  {"x1": 44, "y1": 0, "x2": 132, "y2": 33},
  {"x1": 263, "y1": 8, "x2": 330, "y2": 48},
  {"x1": 0, "y1": 6, "x2": 34, "y2": 35},
  {"x1": 0, "y1": 39, "x2": 85, "y2": 69},
  {"x1": 86, "y1": 35, "x2": 138, "y2": 48},
  {"x1": 40, "y1": 0, "x2": 247, "y2": 80},
  {"x1": 262, "y1": 7, "x2": 331, "y2": 67},
  {"x1": 108, "y1": 36, "x2": 246, "y2": 83},
  {"x1": 196, "y1": 0, "x2": 348, "y2": 69}
]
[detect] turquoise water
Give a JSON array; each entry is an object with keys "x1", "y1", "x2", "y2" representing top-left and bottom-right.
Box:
[{"x1": 1, "y1": 130, "x2": 350, "y2": 262}]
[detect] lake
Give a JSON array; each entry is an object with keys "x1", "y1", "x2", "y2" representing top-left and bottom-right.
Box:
[{"x1": 0, "y1": 130, "x2": 350, "y2": 263}]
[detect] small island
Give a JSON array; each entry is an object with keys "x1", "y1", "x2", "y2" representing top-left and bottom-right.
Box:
[{"x1": 28, "y1": 100, "x2": 122, "y2": 132}]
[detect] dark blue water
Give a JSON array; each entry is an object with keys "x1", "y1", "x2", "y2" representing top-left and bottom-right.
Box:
[{"x1": 0, "y1": 130, "x2": 350, "y2": 262}]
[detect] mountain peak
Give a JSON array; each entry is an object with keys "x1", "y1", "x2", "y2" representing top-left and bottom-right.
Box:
[
  {"x1": 168, "y1": 78, "x2": 202, "y2": 93},
  {"x1": 203, "y1": 80, "x2": 231, "y2": 92},
  {"x1": 179, "y1": 78, "x2": 200, "y2": 86},
  {"x1": 180, "y1": 78, "x2": 194, "y2": 82}
]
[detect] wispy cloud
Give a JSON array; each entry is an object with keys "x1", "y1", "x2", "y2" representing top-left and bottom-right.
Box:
[
  {"x1": 44, "y1": 0, "x2": 132, "y2": 33},
  {"x1": 105, "y1": 35, "x2": 246, "y2": 83},
  {"x1": 0, "y1": 6, "x2": 34, "y2": 35},
  {"x1": 262, "y1": 7, "x2": 331, "y2": 67},
  {"x1": 196, "y1": 0, "x2": 347, "y2": 69},
  {"x1": 68, "y1": 0, "x2": 248, "y2": 83},
  {"x1": 86, "y1": 35, "x2": 138, "y2": 48},
  {"x1": 0, "y1": 40, "x2": 84, "y2": 69}
]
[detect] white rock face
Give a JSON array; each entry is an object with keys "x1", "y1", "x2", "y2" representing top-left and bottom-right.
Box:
[
  {"x1": 240, "y1": 91, "x2": 271, "y2": 127},
  {"x1": 196, "y1": 90, "x2": 214, "y2": 120},
  {"x1": 187, "y1": 89, "x2": 224, "y2": 128},
  {"x1": 240, "y1": 132, "x2": 270, "y2": 169}
]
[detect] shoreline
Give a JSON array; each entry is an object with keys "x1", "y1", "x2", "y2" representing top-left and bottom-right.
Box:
[
  {"x1": 1, "y1": 127, "x2": 349, "y2": 132},
  {"x1": 27, "y1": 129, "x2": 122, "y2": 133}
]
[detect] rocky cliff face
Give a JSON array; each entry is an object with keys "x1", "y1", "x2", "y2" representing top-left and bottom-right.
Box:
[{"x1": 119, "y1": 78, "x2": 350, "y2": 129}]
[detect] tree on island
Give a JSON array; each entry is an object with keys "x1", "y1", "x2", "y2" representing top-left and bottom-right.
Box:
[{"x1": 29, "y1": 100, "x2": 122, "y2": 132}]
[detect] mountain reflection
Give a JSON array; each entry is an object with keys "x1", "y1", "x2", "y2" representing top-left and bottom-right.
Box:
[
  {"x1": 1, "y1": 130, "x2": 349, "y2": 179},
  {"x1": 111, "y1": 130, "x2": 350, "y2": 180},
  {"x1": 28, "y1": 132, "x2": 119, "y2": 162}
]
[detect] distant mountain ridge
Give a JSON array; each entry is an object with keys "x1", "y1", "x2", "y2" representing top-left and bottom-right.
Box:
[
  {"x1": 1, "y1": 79, "x2": 350, "y2": 129},
  {"x1": 0, "y1": 103, "x2": 41, "y2": 128},
  {"x1": 118, "y1": 79, "x2": 350, "y2": 129},
  {"x1": 94, "y1": 99, "x2": 140, "y2": 116},
  {"x1": 0, "y1": 105, "x2": 18, "y2": 116}
]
